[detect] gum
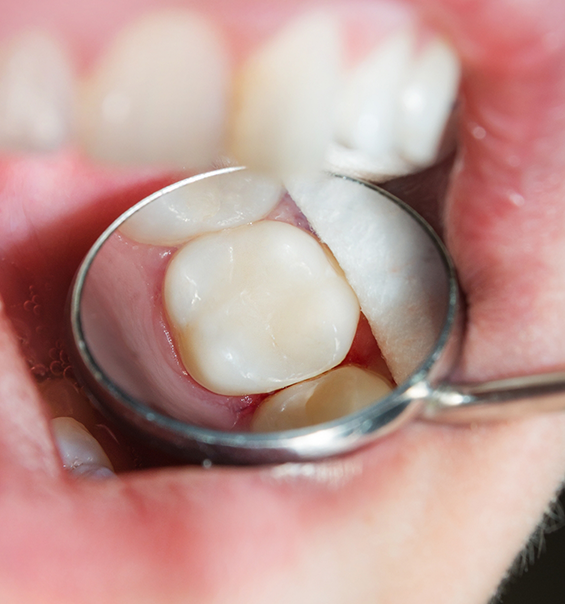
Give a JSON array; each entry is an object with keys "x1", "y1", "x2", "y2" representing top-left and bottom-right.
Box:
[{"x1": 85, "y1": 192, "x2": 393, "y2": 431}]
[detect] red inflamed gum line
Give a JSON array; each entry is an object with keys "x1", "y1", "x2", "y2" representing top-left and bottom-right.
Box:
[{"x1": 0, "y1": 0, "x2": 565, "y2": 603}]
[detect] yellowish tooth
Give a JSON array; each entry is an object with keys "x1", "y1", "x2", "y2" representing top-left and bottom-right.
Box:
[
  {"x1": 0, "y1": 31, "x2": 74, "y2": 152},
  {"x1": 251, "y1": 365, "x2": 392, "y2": 432},
  {"x1": 230, "y1": 11, "x2": 342, "y2": 177},
  {"x1": 77, "y1": 10, "x2": 229, "y2": 168}
]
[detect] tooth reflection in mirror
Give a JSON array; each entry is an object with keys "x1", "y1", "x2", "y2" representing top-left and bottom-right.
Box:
[
  {"x1": 72, "y1": 168, "x2": 449, "y2": 452},
  {"x1": 164, "y1": 220, "x2": 360, "y2": 396},
  {"x1": 251, "y1": 366, "x2": 393, "y2": 432}
]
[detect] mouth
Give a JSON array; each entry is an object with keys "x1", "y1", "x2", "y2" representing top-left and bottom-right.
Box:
[{"x1": 1, "y1": 0, "x2": 565, "y2": 602}]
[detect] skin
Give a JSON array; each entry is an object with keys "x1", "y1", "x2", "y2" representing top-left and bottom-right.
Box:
[{"x1": 1, "y1": 0, "x2": 565, "y2": 602}]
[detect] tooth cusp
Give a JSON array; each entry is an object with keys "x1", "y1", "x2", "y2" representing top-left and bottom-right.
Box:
[{"x1": 164, "y1": 220, "x2": 360, "y2": 396}]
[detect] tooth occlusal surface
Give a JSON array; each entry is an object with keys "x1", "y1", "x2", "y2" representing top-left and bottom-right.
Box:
[
  {"x1": 0, "y1": 31, "x2": 74, "y2": 153},
  {"x1": 230, "y1": 11, "x2": 342, "y2": 177},
  {"x1": 164, "y1": 221, "x2": 360, "y2": 396},
  {"x1": 120, "y1": 169, "x2": 282, "y2": 246},
  {"x1": 77, "y1": 10, "x2": 229, "y2": 167},
  {"x1": 251, "y1": 365, "x2": 392, "y2": 432}
]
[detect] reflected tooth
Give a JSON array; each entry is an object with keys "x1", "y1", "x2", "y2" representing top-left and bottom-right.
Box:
[
  {"x1": 78, "y1": 10, "x2": 229, "y2": 167},
  {"x1": 51, "y1": 417, "x2": 114, "y2": 478},
  {"x1": 230, "y1": 11, "x2": 342, "y2": 177},
  {"x1": 335, "y1": 30, "x2": 414, "y2": 158},
  {"x1": 251, "y1": 365, "x2": 392, "y2": 432},
  {"x1": 398, "y1": 36, "x2": 460, "y2": 166},
  {"x1": 287, "y1": 174, "x2": 448, "y2": 383},
  {"x1": 120, "y1": 169, "x2": 282, "y2": 246},
  {"x1": 164, "y1": 221, "x2": 359, "y2": 396},
  {"x1": 0, "y1": 31, "x2": 74, "y2": 152}
]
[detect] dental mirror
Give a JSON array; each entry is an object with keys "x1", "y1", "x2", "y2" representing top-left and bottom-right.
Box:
[{"x1": 67, "y1": 167, "x2": 565, "y2": 465}]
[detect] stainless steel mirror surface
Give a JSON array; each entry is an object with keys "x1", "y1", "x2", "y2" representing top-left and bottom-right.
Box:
[{"x1": 70, "y1": 168, "x2": 459, "y2": 464}]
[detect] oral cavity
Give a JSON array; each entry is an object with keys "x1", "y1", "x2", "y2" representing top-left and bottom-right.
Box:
[{"x1": 0, "y1": 7, "x2": 461, "y2": 181}]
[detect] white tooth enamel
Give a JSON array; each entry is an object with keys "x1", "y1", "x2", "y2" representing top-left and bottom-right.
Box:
[
  {"x1": 120, "y1": 169, "x2": 282, "y2": 246},
  {"x1": 287, "y1": 174, "x2": 448, "y2": 383},
  {"x1": 164, "y1": 220, "x2": 360, "y2": 396},
  {"x1": 51, "y1": 417, "x2": 114, "y2": 475},
  {"x1": 0, "y1": 31, "x2": 74, "y2": 152},
  {"x1": 78, "y1": 10, "x2": 229, "y2": 167},
  {"x1": 251, "y1": 365, "x2": 392, "y2": 432},
  {"x1": 230, "y1": 11, "x2": 342, "y2": 177},
  {"x1": 335, "y1": 30, "x2": 413, "y2": 158},
  {"x1": 328, "y1": 30, "x2": 460, "y2": 180},
  {"x1": 398, "y1": 36, "x2": 460, "y2": 166}
]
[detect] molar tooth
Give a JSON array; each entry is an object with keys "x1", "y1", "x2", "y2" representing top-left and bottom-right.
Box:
[
  {"x1": 398, "y1": 36, "x2": 460, "y2": 166},
  {"x1": 120, "y1": 169, "x2": 282, "y2": 246},
  {"x1": 164, "y1": 220, "x2": 360, "y2": 396},
  {"x1": 230, "y1": 12, "x2": 342, "y2": 177},
  {"x1": 251, "y1": 365, "x2": 392, "y2": 432},
  {"x1": 51, "y1": 417, "x2": 114, "y2": 478},
  {"x1": 0, "y1": 31, "x2": 74, "y2": 152},
  {"x1": 77, "y1": 10, "x2": 229, "y2": 168},
  {"x1": 335, "y1": 30, "x2": 414, "y2": 159}
]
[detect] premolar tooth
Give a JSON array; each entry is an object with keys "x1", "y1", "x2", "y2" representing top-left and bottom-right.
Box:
[
  {"x1": 230, "y1": 11, "x2": 342, "y2": 177},
  {"x1": 0, "y1": 31, "x2": 74, "y2": 152},
  {"x1": 251, "y1": 365, "x2": 392, "y2": 432},
  {"x1": 77, "y1": 10, "x2": 229, "y2": 167},
  {"x1": 398, "y1": 36, "x2": 460, "y2": 166},
  {"x1": 164, "y1": 221, "x2": 360, "y2": 396},
  {"x1": 335, "y1": 30, "x2": 414, "y2": 158},
  {"x1": 51, "y1": 417, "x2": 114, "y2": 478},
  {"x1": 120, "y1": 169, "x2": 282, "y2": 246}
]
